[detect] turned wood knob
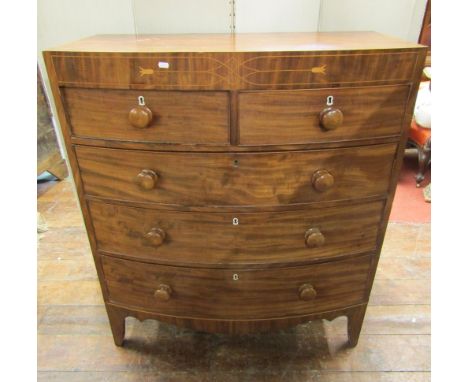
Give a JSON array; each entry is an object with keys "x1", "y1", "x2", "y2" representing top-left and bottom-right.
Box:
[
  {"x1": 144, "y1": 227, "x2": 166, "y2": 247},
  {"x1": 136, "y1": 169, "x2": 158, "y2": 190},
  {"x1": 319, "y1": 107, "x2": 343, "y2": 130},
  {"x1": 299, "y1": 283, "x2": 317, "y2": 301},
  {"x1": 154, "y1": 284, "x2": 172, "y2": 301},
  {"x1": 128, "y1": 105, "x2": 153, "y2": 128},
  {"x1": 312, "y1": 169, "x2": 334, "y2": 192},
  {"x1": 305, "y1": 228, "x2": 325, "y2": 248}
]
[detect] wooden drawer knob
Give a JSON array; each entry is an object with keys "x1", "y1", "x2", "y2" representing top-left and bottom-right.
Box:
[
  {"x1": 299, "y1": 283, "x2": 317, "y2": 301},
  {"x1": 136, "y1": 169, "x2": 158, "y2": 190},
  {"x1": 312, "y1": 169, "x2": 334, "y2": 192},
  {"x1": 154, "y1": 284, "x2": 172, "y2": 302},
  {"x1": 305, "y1": 228, "x2": 325, "y2": 248},
  {"x1": 144, "y1": 227, "x2": 166, "y2": 247},
  {"x1": 128, "y1": 105, "x2": 153, "y2": 128},
  {"x1": 319, "y1": 107, "x2": 343, "y2": 130}
]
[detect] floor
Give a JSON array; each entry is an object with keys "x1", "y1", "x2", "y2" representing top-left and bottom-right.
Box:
[
  {"x1": 389, "y1": 155, "x2": 431, "y2": 223},
  {"x1": 37, "y1": 176, "x2": 431, "y2": 381}
]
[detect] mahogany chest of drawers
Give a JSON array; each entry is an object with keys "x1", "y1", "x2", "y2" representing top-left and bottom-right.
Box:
[{"x1": 44, "y1": 32, "x2": 426, "y2": 347}]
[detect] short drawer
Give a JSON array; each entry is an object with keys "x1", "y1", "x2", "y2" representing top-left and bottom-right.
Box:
[
  {"x1": 63, "y1": 88, "x2": 230, "y2": 144},
  {"x1": 102, "y1": 254, "x2": 372, "y2": 319},
  {"x1": 90, "y1": 200, "x2": 383, "y2": 266},
  {"x1": 76, "y1": 144, "x2": 396, "y2": 207},
  {"x1": 238, "y1": 85, "x2": 409, "y2": 145}
]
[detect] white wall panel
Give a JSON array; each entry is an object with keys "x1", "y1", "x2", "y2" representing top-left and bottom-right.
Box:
[
  {"x1": 133, "y1": 0, "x2": 231, "y2": 34},
  {"x1": 38, "y1": 0, "x2": 134, "y2": 55},
  {"x1": 319, "y1": 0, "x2": 427, "y2": 42},
  {"x1": 407, "y1": 0, "x2": 429, "y2": 42},
  {"x1": 236, "y1": 0, "x2": 321, "y2": 33}
]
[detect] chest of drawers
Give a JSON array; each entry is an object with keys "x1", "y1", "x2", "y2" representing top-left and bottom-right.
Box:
[{"x1": 44, "y1": 32, "x2": 426, "y2": 347}]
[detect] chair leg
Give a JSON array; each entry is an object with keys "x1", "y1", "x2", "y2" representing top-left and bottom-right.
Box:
[{"x1": 415, "y1": 144, "x2": 430, "y2": 188}]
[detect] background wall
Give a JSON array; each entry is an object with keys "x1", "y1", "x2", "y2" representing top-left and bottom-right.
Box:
[
  {"x1": 37, "y1": 0, "x2": 428, "y2": 156},
  {"x1": 319, "y1": 0, "x2": 427, "y2": 42},
  {"x1": 235, "y1": 0, "x2": 321, "y2": 32}
]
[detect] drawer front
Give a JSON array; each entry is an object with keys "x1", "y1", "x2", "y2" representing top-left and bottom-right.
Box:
[
  {"x1": 76, "y1": 144, "x2": 396, "y2": 207},
  {"x1": 89, "y1": 200, "x2": 383, "y2": 266},
  {"x1": 51, "y1": 52, "x2": 232, "y2": 89},
  {"x1": 239, "y1": 85, "x2": 409, "y2": 145},
  {"x1": 237, "y1": 51, "x2": 419, "y2": 89},
  {"x1": 51, "y1": 50, "x2": 419, "y2": 90},
  {"x1": 63, "y1": 88, "x2": 230, "y2": 144},
  {"x1": 102, "y1": 254, "x2": 372, "y2": 319}
]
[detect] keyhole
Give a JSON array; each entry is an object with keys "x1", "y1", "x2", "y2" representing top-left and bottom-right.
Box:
[
  {"x1": 233, "y1": 159, "x2": 239, "y2": 167},
  {"x1": 138, "y1": 96, "x2": 145, "y2": 106},
  {"x1": 233, "y1": 274, "x2": 239, "y2": 281},
  {"x1": 326, "y1": 95, "x2": 334, "y2": 106},
  {"x1": 232, "y1": 217, "x2": 239, "y2": 225}
]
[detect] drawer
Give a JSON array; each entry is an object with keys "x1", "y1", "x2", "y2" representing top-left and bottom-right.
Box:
[
  {"x1": 237, "y1": 51, "x2": 420, "y2": 89},
  {"x1": 102, "y1": 254, "x2": 372, "y2": 319},
  {"x1": 89, "y1": 200, "x2": 383, "y2": 266},
  {"x1": 50, "y1": 50, "x2": 420, "y2": 90},
  {"x1": 76, "y1": 144, "x2": 396, "y2": 207},
  {"x1": 238, "y1": 85, "x2": 409, "y2": 145},
  {"x1": 51, "y1": 52, "x2": 232, "y2": 89},
  {"x1": 63, "y1": 88, "x2": 230, "y2": 144}
]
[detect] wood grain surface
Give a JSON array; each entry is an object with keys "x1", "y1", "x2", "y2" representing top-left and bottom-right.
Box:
[
  {"x1": 63, "y1": 88, "x2": 230, "y2": 144},
  {"x1": 48, "y1": 32, "x2": 423, "y2": 52},
  {"x1": 42, "y1": 32, "x2": 428, "y2": 346},
  {"x1": 76, "y1": 144, "x2": 396, "y2": 207},
  {"x1": 89, "y1": 199, "x2": 384, "y2": 267},
  {"x1": 101, "y1": 254, "x2": 372, "y2": 319},
  {"x1": 50, "y1": 50, "x2": 420, "y2": 90},
  {"x1": 46, "y1": 32, "x2": 424, "y2": 90},
  {"x1": 238, "y1": 85, "x2": 409, "y2": 145}
]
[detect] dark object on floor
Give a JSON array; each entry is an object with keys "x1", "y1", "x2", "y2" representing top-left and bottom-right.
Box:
[
  {"x1": 37, "y1": 65, "x2": 68, "y2": 180},
  {"x1": 407, "y1": 119, "x2": 431, "y2": 187}
]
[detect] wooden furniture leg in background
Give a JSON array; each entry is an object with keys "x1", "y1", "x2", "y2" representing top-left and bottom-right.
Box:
[
  {"x1": 408, "y1": 120, "x2": 431, "y2": 188},
  {"x1": 416, "y1": 138, "x2": 431, "y2": 187},
  {"x1": 40, "y1": 151, "x2": 68, "y2": 180},
  {"x1": 37, "y1": 65, "x2": 68, "y2": 180}
]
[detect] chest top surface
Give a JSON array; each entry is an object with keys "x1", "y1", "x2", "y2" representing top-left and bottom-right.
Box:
[{"x1": 47, "y1": 32, "x2": 424, "y2": 53}]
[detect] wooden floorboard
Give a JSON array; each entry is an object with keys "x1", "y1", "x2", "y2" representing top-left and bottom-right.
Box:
[
  {"x1": 38, "y1": 371, "x2": 431, "y2": 382},
  {"x1": 37, "y1": 179, "x2": 431, "y2": 380},
  {"x1": 38, "y1": 333, "x2": 429, "y2": 372}
]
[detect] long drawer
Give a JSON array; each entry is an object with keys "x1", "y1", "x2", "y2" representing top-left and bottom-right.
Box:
[
  {"x1": 50, "y1": 49, "x2": 419, "y2": 90},
  {"x1": 89, "y1": 200, "x2": 383, "y2": 266},
  {"x1": 102, "y1": 254, "x2": 372, "y2": 319},
  {"x1": 238, "y1": 85, "x2": 409, "y2": 145},
  {"x1": 76, "y1": 144, "x2": 396, "y2": 207},
  {"x1": 63, "y1": 88, "x2": 230, "y2": 144}
]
